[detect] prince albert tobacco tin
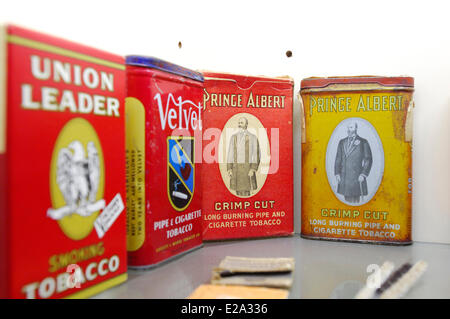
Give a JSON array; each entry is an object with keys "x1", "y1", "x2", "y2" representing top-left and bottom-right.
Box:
[
  {"x1": 201, "y1": 72, "x2": 294, "y2": 240},
  {"x1": 125, "y1": 56, "x2": 203, "y2": 268},
  {"x1": 300, "y1": 76, "x2": 414, "y2": 245}
]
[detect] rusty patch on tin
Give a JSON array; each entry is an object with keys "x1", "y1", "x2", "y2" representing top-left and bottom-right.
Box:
[{"x1": 300, "y1": 78, "x2": 414, "y2": 245}]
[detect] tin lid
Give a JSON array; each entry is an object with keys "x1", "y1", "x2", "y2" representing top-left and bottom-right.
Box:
[
  {"x1": 126, "y1": 55, "x2": 204, "y2": 82},
  {"x1": 201, "y1": 71, "x2": 293, "y2": 90},
  {"x1": 301, "y1": 76, "x2": 414, "y2": 90}
]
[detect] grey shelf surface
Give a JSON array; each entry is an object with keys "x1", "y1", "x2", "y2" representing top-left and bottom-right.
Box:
[{"x1": 94, "y1": 236, "x2": 450, "y2": 299}]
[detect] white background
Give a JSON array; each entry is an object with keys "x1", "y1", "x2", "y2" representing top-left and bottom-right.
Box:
[{"x1": 2, "y1": 0, "x2": 449, "y2": 243}]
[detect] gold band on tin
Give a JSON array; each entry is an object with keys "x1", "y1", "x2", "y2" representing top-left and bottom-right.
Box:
[
  {"x1": 0, "y1": 26, "x2": 7, "y2": 154},
  {"x1": 8, "y1": 35, "x2": 125, "y2": 70},
  {"x1": 65, "y1": 273, "x2": 128, "y2": 299}
]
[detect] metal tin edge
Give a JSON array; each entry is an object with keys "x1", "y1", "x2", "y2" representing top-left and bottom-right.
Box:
[
  {"x1": 300, "y1": 76, "x2": 414, "y2": 91},
  {"x1": 66, "y1": 272, "x2": 128, "y2": 299},
  {"x1": 203, "y1": 233, "x2": 294, "y2": 243},
  {"x1": 126, "y1": 55, "x2": 204, "y2": 82},
  {"x1": 128, "y1": 243, "x2": 204, "y2": 270},
  {"x1": 0, "y1": 25, "x2": 6, "y2": 154},
  {"x1": 300, "y1": 234, "x2": 413, "y2": 246},
  {"x1": 202, "y1": 71, "x2": 294, "y2": 82}
]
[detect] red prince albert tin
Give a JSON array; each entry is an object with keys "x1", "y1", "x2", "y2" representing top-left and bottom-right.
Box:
[
  {"x1": 201, "y1": 72, "x2": 294, "y2": 241},
  {"x1": 125, "y1": 56, "x2": 203, "y2": 268}
]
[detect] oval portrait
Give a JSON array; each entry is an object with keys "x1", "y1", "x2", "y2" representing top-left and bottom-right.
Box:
[
  {"x1": 325, "y1": 117, "x2": 384, "y2": 206},
  {"x1": 218, "y1": 113, "x2": 270, "y2": 198},
  {"x1": 49, "y1": 118, "x2": 105, "y2": 240}
]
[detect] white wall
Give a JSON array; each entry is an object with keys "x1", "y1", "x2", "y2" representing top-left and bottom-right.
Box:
[{"x1": 2, "y1": 0, "x2": 449, "y2": 243}]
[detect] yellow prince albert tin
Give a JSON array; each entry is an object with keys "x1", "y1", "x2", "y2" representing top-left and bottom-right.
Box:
[{"x1": 300, "y1": 76, "x2": 414, "y2": 245}]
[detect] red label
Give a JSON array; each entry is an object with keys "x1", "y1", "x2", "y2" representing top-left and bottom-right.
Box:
[
  {"x1": 2, "y1": 25, "x2": 127, "y2": 298},
  {"x1": 201, "y1": 72, "x2": 294, "y2": 240},
  {"x1": 126, "y1": 66, "x2": 203, "y2": 267}
]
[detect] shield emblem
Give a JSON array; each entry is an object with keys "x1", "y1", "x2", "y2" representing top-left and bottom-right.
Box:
[{"x1": 167, "y1": 136, "x2": 195, "y2": 211}]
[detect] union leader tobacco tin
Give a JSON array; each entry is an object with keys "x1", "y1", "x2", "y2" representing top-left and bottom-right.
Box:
[
  {"x1": 125, "y1": 56, "x2": 203, "y2": 268},
  {"x1": 300, "y1": 76, "x2": 414, "y2": 245},
  {"x1": 202, "y1": 72, "x2": 294, "y2": 240},
  {"x1": 0, "y1": 25, "x2": 127, "y2": 298}
]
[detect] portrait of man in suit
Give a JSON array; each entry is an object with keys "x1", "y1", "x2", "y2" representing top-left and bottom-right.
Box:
[
  {"x1": 334, "y1": 122, "x2": 373, "y2": 203},
  {"x1": 227, "y1": 117, "x2": 261, "y2": 196}
]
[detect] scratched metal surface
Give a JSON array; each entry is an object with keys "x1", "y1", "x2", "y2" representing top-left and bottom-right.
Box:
[{"x1": 93, "y1": 236, "x2": 450, "y2": 299}]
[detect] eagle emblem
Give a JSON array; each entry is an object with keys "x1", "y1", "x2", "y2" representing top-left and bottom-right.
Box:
[{"x1": 47, "y1": 140, "x2": 105, "y2": 220}]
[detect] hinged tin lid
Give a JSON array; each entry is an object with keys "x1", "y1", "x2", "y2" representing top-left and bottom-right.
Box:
[
  {"x1": 126, "y1": 55, "x2": 204, "y2": 82},
  {"x1": 202, "y1": 71, "x2": 293, "y2": 91},
  {"x1": 301, "y1": 76, "x2": 414, "y2": 91}
]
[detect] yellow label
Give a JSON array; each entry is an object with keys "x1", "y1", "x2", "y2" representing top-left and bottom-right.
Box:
[
  {"x1": 0, "y1": 26, "x2": 6, "y2": 154},
  {"x1": 301, "y1": 90, "x2": 412, "y2": 243},
  {"x1": 49, "y1": 118, "x2": 105, "y2": 240},
  {"x1": 65, "y1": 273, "x2": 128, "y2": 299},
  {"x1": 125, "y1": 97, "x2": 146, "y2": 251},
  {"x1": 7, "y1": 34, "x2": 125, "y2": 70}
]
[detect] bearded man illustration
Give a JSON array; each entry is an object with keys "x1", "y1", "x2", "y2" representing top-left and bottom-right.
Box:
[
  {"x1": 227, "y1": 117, "x2": 261, "y2": 196},
  {"x1": 334, "y1": 122, "x2": 373, "y2": 203}
]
